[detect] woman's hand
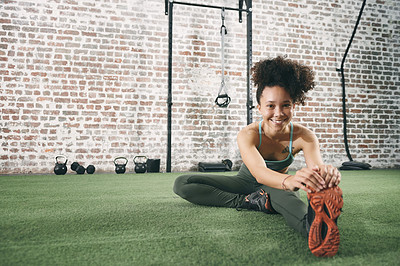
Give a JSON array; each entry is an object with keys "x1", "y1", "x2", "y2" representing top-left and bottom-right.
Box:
[
  {"x1": 312, "y1": 165, "x2": 341, "y2": 188},
  {"x1": 283, "y1": 167, "x2": 326, "y2": 193}
]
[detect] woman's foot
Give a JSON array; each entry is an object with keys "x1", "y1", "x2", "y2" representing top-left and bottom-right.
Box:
[
  {"x1": 307, "y1": 186, "x2": 343, "y2": 257},
  {"x1": 243, "y1": 189, "x2": 277, "y2": 214}
]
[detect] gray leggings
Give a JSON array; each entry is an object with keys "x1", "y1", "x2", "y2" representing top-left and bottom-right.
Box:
[{"x1": 173, "y1": 164, "x2": 308, "y2": 236}]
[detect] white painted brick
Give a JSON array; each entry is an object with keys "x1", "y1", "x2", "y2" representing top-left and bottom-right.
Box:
[{"x1": 0, "y1": 0, "x2": 399, "y2": 174}]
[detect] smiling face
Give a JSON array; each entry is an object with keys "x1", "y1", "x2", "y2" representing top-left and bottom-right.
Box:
[{"x1": 257, "y1": 85, "x2": 295, "y2": 134}]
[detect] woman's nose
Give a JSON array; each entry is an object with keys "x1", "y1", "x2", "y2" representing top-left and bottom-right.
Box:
[{"x1": 274, "y1": 107, "x2": 283, "y2": 116}]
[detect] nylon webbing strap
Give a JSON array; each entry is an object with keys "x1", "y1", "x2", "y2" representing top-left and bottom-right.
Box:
[{"x1": 215, "y1": 7, "x2": 231, "y2": 108}]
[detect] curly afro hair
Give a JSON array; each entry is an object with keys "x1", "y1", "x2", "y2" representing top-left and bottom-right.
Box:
[{"x1": 252, "y1": 56, "x2": 315, "y2": 105}]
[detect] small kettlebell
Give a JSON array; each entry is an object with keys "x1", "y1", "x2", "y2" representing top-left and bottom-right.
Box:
[
  {"x1": 114, "y1": 157, "x2": 128, "y2": 174},
  {"x1": 54, "y1": 155, "x2": 68, "y2": 175},
  {"x1": 134, "y1": 156, "x2": 147, "y2": 174}
]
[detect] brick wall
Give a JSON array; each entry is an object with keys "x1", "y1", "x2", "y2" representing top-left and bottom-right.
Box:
[{"x1": 0, "y1": 0, "x2": 399, "y2": 174}]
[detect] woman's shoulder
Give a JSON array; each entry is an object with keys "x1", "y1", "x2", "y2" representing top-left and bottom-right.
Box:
[
  {"x1": 237, "y1": 121, "x2": 260, "y2": 142},
  {"x1": 292, "y1": 122, "x2": 317, "y2": 142},
  {"x1": 239, "y1": 121, "x2": 259, "y2": 133},
  {"x1": 292, "y1": 122, "x2": 308, "y2": 132}
]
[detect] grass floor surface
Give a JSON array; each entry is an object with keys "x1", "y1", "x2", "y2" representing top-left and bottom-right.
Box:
[{"x1": 1, "y1": 169, "x2": 399, "y2": 265}]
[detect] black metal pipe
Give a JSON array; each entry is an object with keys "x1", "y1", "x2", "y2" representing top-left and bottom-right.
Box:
[
  {"x1": 165, "y1": 0, "x2": 252, "y2": 171},
  {"x1": 239, "y1": 0, "x2": 243, "y2": 22},
  {"x1": 167, "y1": 2, "x2": 173, "y2": 172},
  {"x1": 173, "y1": 1, "x2": 249, "y2": 12},
  {"x1": 246, "y1": 0, "x2": 253, "y2": 125}
]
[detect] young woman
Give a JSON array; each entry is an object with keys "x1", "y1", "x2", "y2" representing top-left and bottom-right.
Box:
[{"x1": 173, "y1": 56, "x2": 343, "y2": 257}]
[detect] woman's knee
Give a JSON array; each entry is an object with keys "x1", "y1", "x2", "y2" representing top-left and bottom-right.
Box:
[{"x1": 173, "y1": 174, "x2": 191, "y2": 198}]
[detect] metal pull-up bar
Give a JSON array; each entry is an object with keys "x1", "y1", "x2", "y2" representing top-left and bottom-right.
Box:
[
  {"x1": 165, "y1": 0, "x2": 251, "y2": 22},
  {"x1": 165, "y1": 0, "x2": 253, "y2": 172}
]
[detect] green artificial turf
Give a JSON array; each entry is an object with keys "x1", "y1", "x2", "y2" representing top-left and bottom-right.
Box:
[{"x1": 1, "y1": 170, "x2": 399, "y2": 265}]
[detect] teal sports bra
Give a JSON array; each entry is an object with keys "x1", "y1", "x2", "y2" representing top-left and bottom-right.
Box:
[{"x1": 257, "y1": 121, "x2": 295, "y2": 171}]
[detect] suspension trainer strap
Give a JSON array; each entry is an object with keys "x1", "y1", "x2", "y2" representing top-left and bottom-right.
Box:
[{"x1": 215, "y1": 7, "x2": 231, "y2": 108}]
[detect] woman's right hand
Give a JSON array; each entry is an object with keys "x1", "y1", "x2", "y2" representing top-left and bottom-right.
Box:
[{"x1": 283, "y1": 168, "x2": 326, "y2": 193}]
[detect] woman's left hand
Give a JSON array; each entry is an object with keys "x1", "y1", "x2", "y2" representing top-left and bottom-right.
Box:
[{"x1": 312, "y1": 165, "x2": 341, "y2": 188}]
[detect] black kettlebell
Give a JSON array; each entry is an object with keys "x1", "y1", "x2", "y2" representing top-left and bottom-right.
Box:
[
  {"x1": 71, "y1": 162, "x2": 85, "y2": 175},
  {"x1": 54, "y1": 155, "x2": 68, "y2": 175},
  {"x1": 114, "y1": 157, "x2": 128, "y2": 174},
  {"x1": 134, "y1": 156, "x2": 147, "y2": 174}
]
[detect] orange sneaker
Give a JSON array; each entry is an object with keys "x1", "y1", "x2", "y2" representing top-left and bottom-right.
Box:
[{"x1": 307, "y1": 186, "x2": 343, "y2": 257}]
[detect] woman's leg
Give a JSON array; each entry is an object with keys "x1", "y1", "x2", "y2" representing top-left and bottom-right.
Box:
[
  {"x1": 261, "y1": 185, "x2": 308, "y2": 236},
  {"x1": 173, "y1": 165, "x2": 259, "y2": 208},
  {"x1": 173, "y1": 163, "x2": 308, "y2": 235}
]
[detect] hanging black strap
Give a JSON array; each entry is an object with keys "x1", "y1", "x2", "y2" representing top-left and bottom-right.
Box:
[
  {"x1": 215, "y1": 7, "x2": 230, "y2": 108},
  {"x1": 215, "y1": 93, "x2": 231, "y2": 107}
]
